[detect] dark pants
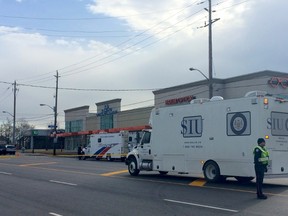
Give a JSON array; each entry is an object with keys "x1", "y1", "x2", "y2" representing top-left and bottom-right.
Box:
[
  {"x1": 255, "y1": 165, "x2": 265, "y2": 196},
  {"x1": 78, "y1": 151, "x2": 83, "y2": 160}
]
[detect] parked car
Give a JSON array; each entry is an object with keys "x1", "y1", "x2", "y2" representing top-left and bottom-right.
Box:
[
  {"x1": 0, "y1": 145, "x2": 7, "y2": 155},
  {"x1": 5, "y1": 145, "x2": 16, "y2": 155}
]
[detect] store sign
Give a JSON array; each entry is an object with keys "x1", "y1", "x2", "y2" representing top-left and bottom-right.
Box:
[
  {"x1": 165, "y1": 95, "x2": 195, "y2": 105},
  {"x1": 269, "y1": 77, "x2": 288, "y2": 88},
  {"x1": 96, "y1": 104, "x2": 118, "y2": 116}
]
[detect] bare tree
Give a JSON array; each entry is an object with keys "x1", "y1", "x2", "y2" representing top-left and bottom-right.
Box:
[
  {"x1": 0, "y1": 118, "x2": 34, "y2": 144},
  {"x1": 0, "y1": 118, "x2": 13, "y2": 143}
]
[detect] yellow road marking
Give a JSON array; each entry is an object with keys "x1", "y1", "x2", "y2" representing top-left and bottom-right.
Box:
[
  {"x1": 19, "y1": 162, "x2": 57, "y2": 167},
  {"x1": 0, "y1": 155, "x2": 16, "y2": 159},
  {"x1": 1, "y1": 161, "x2": 288, "y2": 198},
  {"x1": 189, "y1": 179, "x2": 207, "y2": 187},
  {"x1": 100, "y1": 169, "x2": 128, "y2": 176}
]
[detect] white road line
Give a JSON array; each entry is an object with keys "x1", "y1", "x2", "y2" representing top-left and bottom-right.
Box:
[
  {"x1": 49, "y1": 180, "x2": 77, "y2": 186},
  {"x1": 0, "y1": 171, "x2": 12, "y2": 175},
  {"x1": 49, "y1": 212, "x2": 63, "y2": 216},
  {"x1": 164, "y1": 199, "x2": 239, "y2": 213}
]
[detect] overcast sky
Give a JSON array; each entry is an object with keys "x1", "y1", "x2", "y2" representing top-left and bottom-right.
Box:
[{"x1": 0, "y1": 0, "x2": 287, "y2": 129}]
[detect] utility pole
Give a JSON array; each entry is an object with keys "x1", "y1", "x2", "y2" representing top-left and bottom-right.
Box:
[
  {"x1": 53, "y1": 71, "x2": 59, "y2": 156},
  {"x1": 193, "y1": 1, "x2": 219, "y2": 98},
  {"x1": 208, "y1": 0, "x2": 213, "y2": 99},
  {"x1": 12, "y1": 80, "x2": 16, "y2": 145},
  {"x1": 203, "y1": 0, "x2": 219, "y2": 98}
]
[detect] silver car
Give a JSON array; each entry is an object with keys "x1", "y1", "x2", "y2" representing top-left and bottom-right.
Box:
[{"x1": 5, "y1": 145, "x2": 16, "y2": 155}]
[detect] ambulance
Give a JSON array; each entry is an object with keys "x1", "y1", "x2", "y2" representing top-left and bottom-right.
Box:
[
  {"x1": 125, "y1": 91, "x2": 288, "y2": 182},
  {"x1": 83, "y1": 131, "x2": 129, "y2": 161}
]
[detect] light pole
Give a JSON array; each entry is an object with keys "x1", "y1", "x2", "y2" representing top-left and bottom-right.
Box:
[
  {"x1": 40, "y1": 103, "x2": 57, "y2": 155},
  {"x1": 189, "y1": 67, "x2": 212, "y2": 98},
  {"x1": 2, "y1": 110, "x2": 16, "y2": 145}
]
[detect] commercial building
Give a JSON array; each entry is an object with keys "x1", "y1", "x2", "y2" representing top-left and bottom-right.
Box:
[
  {"x1": 154, "y1": 70, "x2": 288, "y2": 108},
  {"x1": 64, "y1": 99, "x2": 152, "y2": 150},
  {"x1": 63, "y1": 70, "x2": 288, "y2": 150},
  {"x1": 18, "y1": 129, "x2": 65, "y2": 150}
]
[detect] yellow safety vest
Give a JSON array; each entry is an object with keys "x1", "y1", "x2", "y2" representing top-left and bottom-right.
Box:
[{"x1": 254, "y1": 146, "x2": 269, "y2": 165}]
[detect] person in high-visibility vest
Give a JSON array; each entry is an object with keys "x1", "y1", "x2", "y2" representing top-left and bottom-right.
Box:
[{"x1": 254, "y1": 138, "x2": 269, "y2": 199}]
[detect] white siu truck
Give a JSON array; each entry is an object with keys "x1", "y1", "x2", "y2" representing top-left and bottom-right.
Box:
[
  {"x1": 125, "y1": 91, "x2": 288, "y2": 182},
  {"x1": 83, "y1": 131, "x2": 129, "y2": 161}
]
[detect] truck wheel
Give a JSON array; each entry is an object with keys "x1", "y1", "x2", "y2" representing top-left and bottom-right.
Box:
[
  {"x1": 128, "y1": 157, "x2": 140, "y2": 176},
  {"x1": 203, "y1": 161, "x2": 221, "y2": 182}
]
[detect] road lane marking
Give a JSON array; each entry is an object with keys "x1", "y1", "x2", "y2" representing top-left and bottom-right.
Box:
[
  {"x1": 0, "y1": 171, "x2": 12, "y2": 175},
  {"x1": 164, "y1": 199, "x2": 239, "y2": 213},
  {"x1": 49, "y1": 213, "x2": 63, "y2": 216},
  {"x1": 0, "y1": 155, "x2": 15, "y2": 159},
  {"x1": 100, "y1": 169, "x2": 128, "y2": 176},
  {"x1": 49, "y1": 180, "x2": 77, "y2": 186},
  {"x1": 19, "y1": 162, "x2": 57, "y2": 167},
  {"x1": 189, "y1": 179, "x2": 207, "y2": 186},
  {"x1": 2, "y1": 160, "x2": 286, "y2": 198}
]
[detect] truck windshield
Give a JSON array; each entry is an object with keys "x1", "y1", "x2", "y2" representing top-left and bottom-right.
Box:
[{"x1": 141, "y1": 132, "x2": 151, "y2": 144}]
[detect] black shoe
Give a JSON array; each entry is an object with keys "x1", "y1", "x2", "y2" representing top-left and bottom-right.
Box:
[{"x1": 257, "y1": 194, "x2": 267, "y2": 199}]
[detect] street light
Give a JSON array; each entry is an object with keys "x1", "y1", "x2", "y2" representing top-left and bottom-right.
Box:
[
  {"x1": 189, "y1": 67, "x2": 213, "y2": 99},
  {"x1": 2, "y1": 110, "x2": 16, "y2": 145},
  {"x1": 189, "y1": 67, "x2": 209, "y2": 80},
  {"x1": 40, "y1": 104, "x2": 54, "y2": 111},
  {"x1": 40, "y1": 103, "x2": 57, "y2": 155}
]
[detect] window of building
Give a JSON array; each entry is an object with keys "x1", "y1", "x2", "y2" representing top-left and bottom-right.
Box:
[
  {"x1": 65, "y1": 120, "x2": 83, "y2": 132},
  {"x1": 100, "y1": 115, "x2": 113, "y2": 129}
]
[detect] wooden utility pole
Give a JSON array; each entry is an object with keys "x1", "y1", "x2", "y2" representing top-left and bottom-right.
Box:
[
  {"x1": 53, "y1": 71, "x2": 59, "y2": 156},
  {"x1": 205, "y1": 0, "x2": 219, "y2": 98},
  {"x1": 12, "y1": 80, "x2": 16, "y2": 145},
  {"x1": 208, "y1": 0, "x2": 213, "y2": 99}
]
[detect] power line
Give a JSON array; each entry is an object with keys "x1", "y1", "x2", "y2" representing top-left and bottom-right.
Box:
[
  {"x1": 21, "y1": 83, "x2": 159, "y2": 92},
  {"x1": 58, "y1": 8, "x2": 205, "y2": 77},
  {"x1": 0, "y1": 5, "x2": 200, "y2": 21},
  {"x1": 0, "y1": 25, "x2": 131, "y2": 34},
  {"x1": 14, "y1": 2, "x2": 200, "y2": 84},
  {"x1": 0, "y1": 85, "x2": 13, "y2": 103},
  {"x1": 2, "y1": 0, "x2": 250, "y2": 86},
  {"x1": 0, "y1": 80, "x2": 158, "y2": 91}
]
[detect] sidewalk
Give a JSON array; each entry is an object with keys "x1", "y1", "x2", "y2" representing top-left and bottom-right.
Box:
[{"x1": 20, "y1": 149, "x2": 77, "y2": 157}]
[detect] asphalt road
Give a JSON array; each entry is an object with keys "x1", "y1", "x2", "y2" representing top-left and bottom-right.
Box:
[{"x1": 0, "y1": 154, "x2": 288, "y2": 216}]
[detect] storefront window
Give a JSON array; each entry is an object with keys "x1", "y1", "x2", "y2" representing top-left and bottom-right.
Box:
[
  {"x1": 65, "y1": 120, "x2": 83, "y2": 132},
  {"x1": 100, "y1": 115, "x2": 113, "y2": 129}
]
